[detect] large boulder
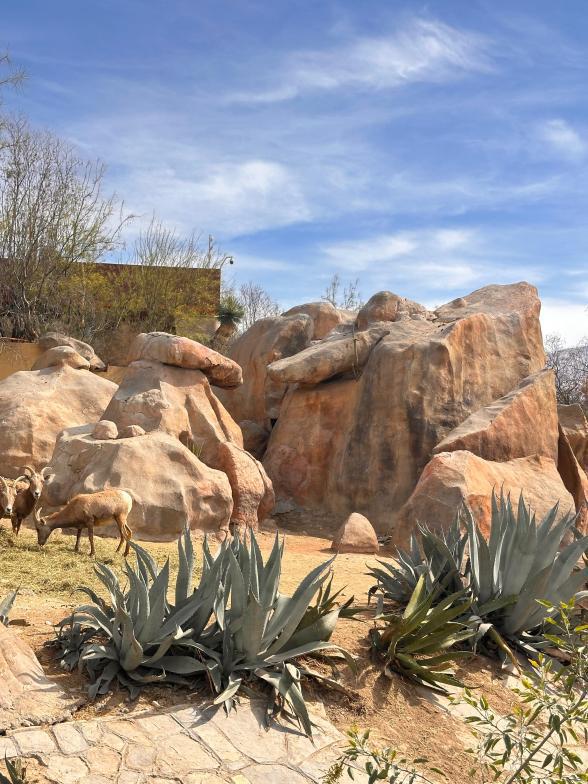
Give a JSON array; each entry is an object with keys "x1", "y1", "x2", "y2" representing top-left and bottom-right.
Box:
[
  {"x1": 45, "y1": 427, "x2": 233, "y2": 540},
  {"x1": 282, "y1": 301, "x2": 355, "y2": 340},
  {"x1": 264, "y1": 283, "x2": 547, "y2": 535},
  {"x1": 217, "y1": 314, "x2": 313, "y2": 428},
  {"x1": 433, "y1": 369, "x2": 558, "y2": 462},
  {"x1": 356, "y1": 291, "x2": 432, "y2": 329},
  {"x1": 557, "y1": 426, "x2": 588, "y2": 532},
  {"x1": 38, "y1": 332, "x2": 106, "y2": 372},
  {"x1": 267, "y1": 326, "x2": 390, "y2": 385},
  {"x1": 396, "y1": 451, "x2": 575, "y2": 541},
  {"x1": 31, "y1": 346, "x2": 90, "y2": 371},
  {"x1": 0, "y1": 365, "x2": 116, "y2": 479},
  {"x1": 558, "y1": 404, "x2": 588, "y2": 471},
  {"x1": 128, "y1": 332, "x2": 242, "y2": 389},
  {"x1": 0, "y1": 624, "x2": 77, "y2": 732}
]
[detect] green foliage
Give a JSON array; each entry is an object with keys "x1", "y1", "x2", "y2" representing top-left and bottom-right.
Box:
[
  {"x1": 0, "y1": 757, "x2": 29, "y2": 784},
  {"x1": 456, "y1": 598, "x2": 588, "y2": 784},
  {"x1": 217, "y1": 293, "x2": 245, "y2": 326},
  {"x1": 368, "y1": 517, "x2": 466, "y2": 606},
  {"x1": 370, "y1": 574, "x2": 475, "y2": 692},
  {"x1": 323, "y1": 727, "x2": 445, "y2": 784},
  {"x1": 57, "y1": 528, "x2": 353, "y2": 736},
  {"x1": 0, "y1": 589, "x2": 17, "y2": 626}
]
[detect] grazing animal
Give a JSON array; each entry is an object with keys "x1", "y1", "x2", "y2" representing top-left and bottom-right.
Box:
[
  {"x1": 0, "y1": 466, "x2": 52, "y2": 534},
  {"x1": 34, "y1": 489, "x2": 133, "y2": 556}
]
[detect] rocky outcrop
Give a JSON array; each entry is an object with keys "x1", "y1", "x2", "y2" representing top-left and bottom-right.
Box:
[
  {"x1": 38, "y1": 331, "x2": 106, "y2": 372},
  {"x1": 217, "y1": 314, "x2": 313, "y2": 427},
  {"x1": 128, "y1": 332, "x2": 242, "y2": 389},
  {"x1": 0, "y1": 365, "x2": 116, "y2": 479},
  {"x1": 45, "y1": 427, "x2": 234, "y2": 540},
  {"x1": 282, "y1": 301, "x2": 355, "y2": 340},
  {"x1": 240, "y1": 420, "x2": 270, "y2": 460},
  {"x1": 264, "y1": 283, "x2": 547, "y2": 535},
  {"x1": 557, "y1": 426, "x2": 588, "y2": 532},
  {"x1": 93, "y1": 420, "x2": 118, "y2": 439},
  {"x1": 433, "y1": 369, "x2": 558, "y2": 462},
  {"x1": 331, "y1": 512, "x2": 379, "y2": 553},
  {"x1": 31, "y1": 346, "x2": 90, "y2": 371},
  {"x1": 0, "y1": 624, "x2": 77, "y2": 732},
  {"x1": 558, "y1": 404, "x2": 588, "y2": 471},
  {"x1": 396, "y1": 451, "x2": 575, "y2": 541},
  {"x1": 267, "y1": 326, "x2": 390, "y2": 385},
  {"x1": 356, "y1": 291, "x2": 432, "y2": 329}
]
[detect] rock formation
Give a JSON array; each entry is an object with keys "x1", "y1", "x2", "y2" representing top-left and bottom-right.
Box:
[
  {"x1": 38, "y1": 331, "x2": 106, "y2": 372},
  {"x1": 47, "y1": 332, "x2": 274, "y2": 539},
  {"x1": 0, "y1": 361, "x2": 116, "y2": 479},
  {"x1": 331, "y1": 512, "x2": 379, "y2": 554},
  {"x1": 558, "y1": 404, "x2": 588, "y2": 471}
]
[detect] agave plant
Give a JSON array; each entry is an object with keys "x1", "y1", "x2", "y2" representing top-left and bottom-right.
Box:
[
  {"x1": 0, "y1": 758, "x2": 29, "y2": 784},
  {"x1": 0, "y1": 589, "x2": 18, "y2": 626},
  {"x1": 368, "y1": 516, "x2": 467, "y2": 606},
  {"x1": 208, "y1": 532, "x2": 355, "y2": 736},
  {"x1": 370, "y1": 575, "x2": 475, "y2": 692},
  {"x1": 59, "y1": 528, "x2": 227, "y2": 698},
  {"x1": 463, "y1": 492, "x2": 588, "y2": 653}
]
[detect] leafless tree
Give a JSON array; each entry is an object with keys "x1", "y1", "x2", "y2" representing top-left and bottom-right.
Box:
[
  {"x1": 322, "y1": 273, "x2": 362, "y2": 311},
  {"x1": 237, "y1": 281, "x2": 280, "y2": 331},
  {"x1": 0, "y1": 52, "x2": 25, "y2": 96},
  {"x1": 0, "y1": 116, "x2": 128, "y2": 339},
  {"x1": 545, "y1": 332, "x2": 588, "y2": 410}
]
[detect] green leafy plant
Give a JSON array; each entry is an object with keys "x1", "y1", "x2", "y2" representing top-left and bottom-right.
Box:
[
  {"x1": 456, "y1": 598, "x2": 588, "y2": 784},
  {"x1": 0, "y1": 589, "x2": 17, "y2": 626},
  {"x1": 0, "y1": 757, "x2": 29, "y2": 784},
  {"x1": 368, "y1": 517, "x2": 466, "y2": 606},
  {"x1": 324, "y1": 727, "x2": 446, "y2": 783},
  {"x1": 370, "y1": 574, "x2": 475, "y2": 692}
]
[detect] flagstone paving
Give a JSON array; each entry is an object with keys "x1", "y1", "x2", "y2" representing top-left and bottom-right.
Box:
[{"x1": 0, "y1": 699, "x2": 368, "y2": 784}]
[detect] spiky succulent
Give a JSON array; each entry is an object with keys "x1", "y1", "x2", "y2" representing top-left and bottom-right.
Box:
[
  {"x1": 370, "y1": 575, "x2": 475, "y2": 692},
  {"x1": 0, "y1": 758, "x2": 29, "y2": 784},
  {"x1": 368, "y1": 517, "x2": 466, "y2": 606},
  {"x1": 0, "y1": 590, "x2": 17, "y2": 626}
]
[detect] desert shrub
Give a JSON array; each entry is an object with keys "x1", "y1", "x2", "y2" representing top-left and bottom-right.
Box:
[{"x1": 57, "y1": 528, "x2": 353, "y2": 736}]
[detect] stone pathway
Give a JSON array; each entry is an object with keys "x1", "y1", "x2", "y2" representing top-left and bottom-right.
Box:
[{"x1": 0, "y1": 699, "x2": 367, "y2": 784}]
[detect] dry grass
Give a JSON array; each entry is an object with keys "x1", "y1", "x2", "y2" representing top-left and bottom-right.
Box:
[{"x1": 0, "y1": 525, "x2": 200, "y2": 602}]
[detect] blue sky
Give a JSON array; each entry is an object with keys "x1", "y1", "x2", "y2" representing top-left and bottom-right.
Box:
[{"x1": 3, "y1": 0, "x2": 588, "y2": 342}]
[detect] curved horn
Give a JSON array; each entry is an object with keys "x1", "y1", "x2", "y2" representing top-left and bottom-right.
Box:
[
  {"x1": 41, "y1": 466, "x2": 53, "y2": 479},
  {"x1": 33, "y1": 506, "x2": 43, "y2": 527},
  {"x1": 15, "y1": 475, "x2": 28, "y2": 486},
  {"x1": 22, "y1": 465, "x2": 36, "y2": 478},
  {"x1": 0, "y1": 476, "x2": 8, "y2": 492}
]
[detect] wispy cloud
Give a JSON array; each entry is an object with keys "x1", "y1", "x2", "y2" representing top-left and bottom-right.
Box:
[
  {"x1": 538, "y1": 118, "x2": 586, "y2": 160},
  {"x1": 229, "y1": 18, "x2": 493, "y2": 103}
]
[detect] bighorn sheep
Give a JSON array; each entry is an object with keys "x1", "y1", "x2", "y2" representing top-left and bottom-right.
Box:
[
  {"x1": 34, "y1": 489, "x2": 133, "y2": 556},
  {"x1": 0, "y1": 466, "x2": 52, "y2": 535}
]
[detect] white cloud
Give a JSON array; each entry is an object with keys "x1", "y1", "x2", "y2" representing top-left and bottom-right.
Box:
[
  {"x1": 540, "y1": 298, "x2": 588, "y2": 345},
  {"x1": 230, "y1": 18, "x2": 492, "y2": 103},
  {"x1": 539, "y1": 119, "x2": 586, "y2": 160}
]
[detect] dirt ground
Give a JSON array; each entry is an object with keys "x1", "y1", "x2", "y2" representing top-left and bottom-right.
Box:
[{"x1": 2, "y1": 517, "x2": 520, "y2": 783}]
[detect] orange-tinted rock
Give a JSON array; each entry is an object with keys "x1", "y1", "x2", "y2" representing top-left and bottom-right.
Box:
[
  {"x1": 267, "y1": 326, "x2": 390, "y2": 385},
  {"x1": 217, "y1": 314, "x2": 313, "y2": 427},
  {"x1": 558, "y1": 404, "x2": 588, "y2": 471},
  {"x1": 265, "y1": 283, "x2": 546, "y2": 535},
  {"x1": 93, "y1": 420, "x2": 118, "y2": 440},
  {"x1": 356, "y1": 291, "x2": 431, "y2": 329},
  {"x1": 240, "y1": 420, "x2": 270, "y2": 460},
  {"x1": 331, "y1": 512, "x2": 379, "y2": 553},
  {"x1": 32, "y1": 346, "x2": 90, "y2": 371},
  {"x1": 433, "y1": 369, "x2": 558, "y2": 462},
  {"x1": 282, "y1": 301, "x2": 354, "y2": 339},
  {"x1": 216, "y1": 441, "x2": 275, "y2": 530},
  {"x1": 119, "y1": 424, "x2": 146, "y2": 438},
  {"x1": 128, "y1": 332, "x2": 243, "y2": 389},
  {"x1": 396, "y1": 451, "x2": 574, "y2": 542},
  {"x1": 38, "y1": 332, "x2": 106, "y2": 372},
  {"x1": 557, "y1": 425, "x2": 588, "y2": 532}
]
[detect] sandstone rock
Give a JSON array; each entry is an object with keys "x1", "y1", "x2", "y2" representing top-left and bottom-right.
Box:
[
  {"x1": 267, "y1": 326, "x2": 390, "y2": 385},
  {"x1": 264, "y1": 283, "x2": 547, "y2": 535},
  {"x1": 32, "y1": 346, "x2": 90, "y2": 371},
  {"x1": 557, "y1": 425, "x2": 588, "y2": 532},
  {"x1": 119, "y1": 424, "x2": 146, "y2": 438},
  {"x1": 433, "y1": 369, "x2": 558, "y2": 462},
  {"x1": 45, "y1": 428, "x2": 233, "y2": 540},
  {"x1": 38, "y1": 332, "x2": 106, "y2": 372},
  {"x1": 356, "y1": 291, "x2": 431, "y2": 330},
  {"x1": 558, "y1": 404, "x2": 588, "y2": 471},
  {"x1": 282, "y1": 301, "x2": 354, "y2": 340},
  {"x1": 331, "y1": 512, "x2": 379, "y2": 553},
  {"x1": 0, "y1": 624, "x2": 77, "y2": 732},
  {"x1": 93, "y1": 420, "x2": 118, "y2": 440},
  {"x1": 215, "y1": 442, "x2": 275, "y2": 530},
  {"x1": 240, "y1": 420, "x2": 270, "y2": 460},
  {"x1": 0, "y1": 365, "x2": 117, "y2": 479},
  {"x1": 217, "y1": 314, "x2": 313, "y2": 427},
  {"x1": 128, "y1": 332, "x2": 242, "y2": 389},
  {"x1": 396, "y1": 451, "x2": 575, "y2": 542}
]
